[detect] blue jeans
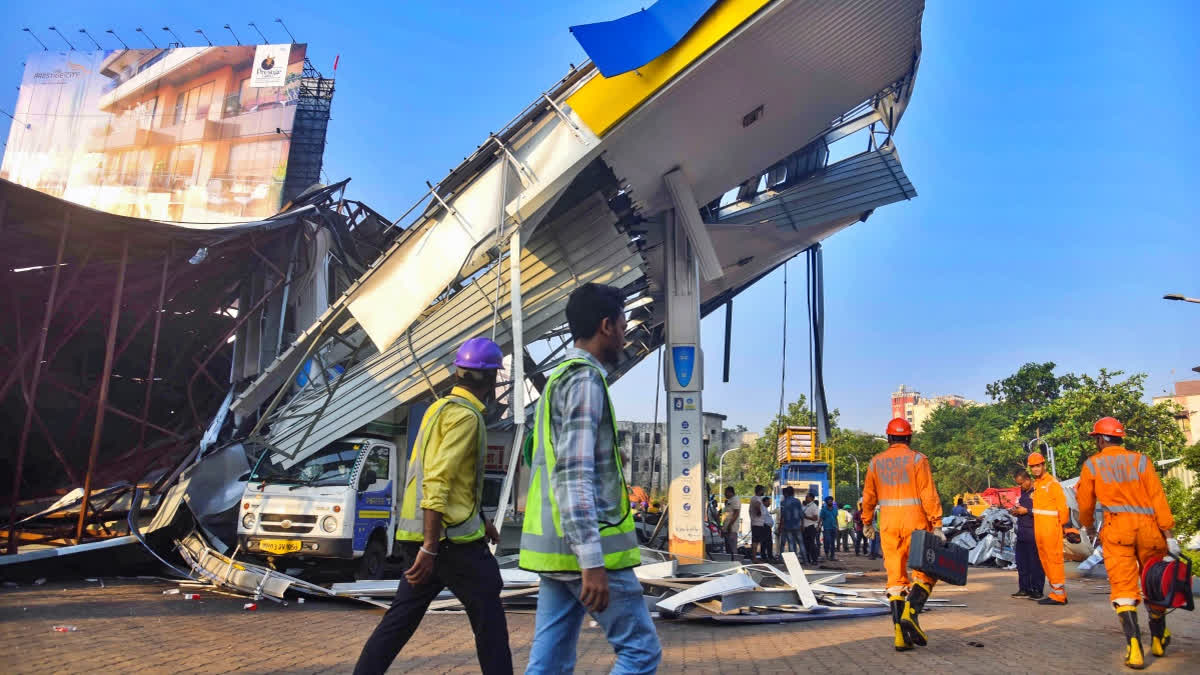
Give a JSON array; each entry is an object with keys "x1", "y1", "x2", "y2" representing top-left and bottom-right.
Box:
[
  {"x1": 527, "y1": 568, "x2": 661, "y2": 675},
  {"x1": 823, "y1": 527, "x2": 837, "y2": 558}
]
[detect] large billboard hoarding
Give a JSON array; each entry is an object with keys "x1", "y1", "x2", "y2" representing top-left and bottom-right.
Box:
[{"x1": 1, "y1": 44, "x2": 309, "y2": 224}]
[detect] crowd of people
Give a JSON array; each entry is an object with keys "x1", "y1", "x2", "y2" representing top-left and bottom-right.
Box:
[{"x1": 718, "y1": 484, "x2": 883, "y2": 564}]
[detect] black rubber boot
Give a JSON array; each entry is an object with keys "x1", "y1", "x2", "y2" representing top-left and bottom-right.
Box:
[
  {"x1": 1149, "y1": 609, "x2": 1170, "y2": 657},
  {"x1": 900, "y1": 582, "x2": 931, "y2": 647},
  {"x1": 1118, "y1": 606, "x2": 1145, "y2": 670},
  {"x1": 890, "y1": 597, "x2": 912, "y2": 651}
]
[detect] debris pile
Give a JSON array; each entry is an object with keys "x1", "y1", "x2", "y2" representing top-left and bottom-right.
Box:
[{"x1": 943, "y1": 508, "x2": 1017, "y2": 567}]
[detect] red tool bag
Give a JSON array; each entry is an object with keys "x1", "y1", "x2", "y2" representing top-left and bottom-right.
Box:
[{"x1": 1141, "y1": 555, "x2": 1195, "y2": 611}]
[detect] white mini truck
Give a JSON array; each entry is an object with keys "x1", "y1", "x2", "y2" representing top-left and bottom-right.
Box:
[{"x1": 237, "y1": 433, "x2": 508, "y2": 579}]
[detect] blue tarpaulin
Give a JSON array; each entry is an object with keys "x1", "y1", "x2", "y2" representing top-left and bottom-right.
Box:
[{"x1": 569, "y1": 0, "x2": 719, "y2": 78}]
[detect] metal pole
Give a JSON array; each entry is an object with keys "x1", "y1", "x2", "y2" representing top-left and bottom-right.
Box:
[
  {"x1": 6, "y1": 219, "x2": 69, "y2": 554},
  {"x1": 138, "y1": 252, "x2": 169, "y2": 448},
  {"x1": 852, "y1": 455, "x2": 861, "y2": 492},
  {"x1": 718, "y1": 447, "x2": 741, "y2": 505},
  {"x1": 492, "y1": 230, "x2": 524, "y2": 548},
  {"x1": 76, "y1": 237, "x2": 128, "y2": 542}
]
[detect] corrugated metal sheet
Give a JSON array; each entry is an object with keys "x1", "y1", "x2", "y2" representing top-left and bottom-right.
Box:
[{"x1": 264, "y1": 193, "x2": 644, "y2": 459}]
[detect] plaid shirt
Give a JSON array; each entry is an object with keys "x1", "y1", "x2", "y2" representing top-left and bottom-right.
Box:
[{"x1": 547, "y1": 348, "x2": 623, "y2": 570}]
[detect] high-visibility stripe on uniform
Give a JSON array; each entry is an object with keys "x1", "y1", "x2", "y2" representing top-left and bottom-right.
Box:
[
  {"x1": 1101, "y1": 504, "x2": 1156, "y2": 515},
  {"x1": 879, "y1": 498, "x2": 921, "y2": 507},
  {"x1": 395, "y1": 395, "x2": 487, "y2": 543},
  {"x1": 519, "y1": 358, "x2": 639, "y2": 572},
  {"x1": 1032, "y1": 509, "x2": 1059, "y2": 517}
]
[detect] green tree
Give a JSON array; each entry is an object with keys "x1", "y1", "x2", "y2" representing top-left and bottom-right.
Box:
[
  {"x1": 826, "y1": 429, "x2": 886, "y2": 507},
  {"x1": 1162, "y1": 441, "x2": 1200, "y2": 538},
  {"x1": 1008, "y1": 369, "x2": 1186, "y2": 474},
  {"x1": 913, "y1": 403, "x2": 1021, "y2": 505}
]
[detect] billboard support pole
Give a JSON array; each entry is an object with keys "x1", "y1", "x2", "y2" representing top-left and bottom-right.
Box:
[
  {"x1": 6, "y1": 217, "x2": 68, "y2": 554},
  {"x1": 75, "y1": 235, "x2": 129, "y2": 543},
  {"x1": 138, "y1": 252, "x2": 170, "y2": 449}
]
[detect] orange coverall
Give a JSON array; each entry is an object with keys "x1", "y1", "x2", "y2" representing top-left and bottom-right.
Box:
[
  {"x1": 1030, "y1": 472, "x2": 1071, "y2": 602},
  {"x1": 861, "y1": 443, "x2": 943, "y2": 594},
  {"x1": 1076, "y1": 446, "x2": 1173, "y2": 606}
]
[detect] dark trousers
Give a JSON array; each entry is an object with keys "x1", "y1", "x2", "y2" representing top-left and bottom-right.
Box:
[
  {"x1": 1015, "y1": 530, "x2": 1045, "y2": 596},
  {"x1": 823, "y1": 527, "x2": 837, "y2": 559},
  {"x1": 804, "y1": 526, "x2": 820, "y2": 563},
  {"x1": 838, "y1": 529, "x2": 852, "y2": 552},
  {"x1": 853, "y1": 530, "x2": 865, "y2": 555},
  {"x1": 354, "y1": 540, "x2": 512, "y2": 675}
]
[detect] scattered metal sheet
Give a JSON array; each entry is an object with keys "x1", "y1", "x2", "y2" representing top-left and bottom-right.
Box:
[
  {"x1": 330, "y1": 569, "x2": 539, "y2": 598},
  {"x1": 698, "y1": 606, "x2": 890, "y2": 623},
  {"x1": 719, "y1": 589, "x2": 801, "y2": 612},
  {"x1": 175, "y1": 530, "x2": 334, "y2": 602},
  {"x1": 0, "y1": 535, "x2": 139, "y2": 567},
  {"x1": 634, "y1": 561, "x2": 678, "y2": 580},
  {"x1": 656, "y1": 573, "x2": 757, "y2": 614},
  {"x1": 676, "y1": 561, "x2": 745, "y2": 577},
  {"x1": 781, "y1": 552, "x2": 819, "y2": 609}
]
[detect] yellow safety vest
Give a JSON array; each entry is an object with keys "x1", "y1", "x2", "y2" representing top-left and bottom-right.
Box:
[
  {"x1": 519, "y1": 358, "x2": 639, "y2": 571},
  {"x1": 395, "y1": 395, "x2": 486, "y2": 544}
]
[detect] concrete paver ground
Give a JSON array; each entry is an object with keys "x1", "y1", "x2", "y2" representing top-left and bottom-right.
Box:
[{"x1": 1, "y1": 554, "x2": 1198, "y2": 673}]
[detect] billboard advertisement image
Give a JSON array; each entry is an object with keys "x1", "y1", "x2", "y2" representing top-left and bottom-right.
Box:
[{"x1": 1, "y1": 44, "x2": 308, "y2": 224}]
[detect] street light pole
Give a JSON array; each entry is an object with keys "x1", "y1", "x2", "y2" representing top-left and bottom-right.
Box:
[
  {"x1": 1163, "y1": 293, "x2": 1200, "y2": 304},
  {"x1": 718, "y1": 447, "x2": 744, "y2": 504}
]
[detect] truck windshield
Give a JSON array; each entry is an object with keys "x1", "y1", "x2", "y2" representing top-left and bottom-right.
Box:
[{"x1": 250, "y1": 441, "x2": 366, "y2": 487}]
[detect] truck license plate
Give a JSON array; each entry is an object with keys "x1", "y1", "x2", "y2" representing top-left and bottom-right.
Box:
[{"x1": 259, "y1": 539, "x2": 302, "y2": 555}]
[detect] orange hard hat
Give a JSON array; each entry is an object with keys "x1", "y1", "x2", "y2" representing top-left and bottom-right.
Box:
[
  {"x1": 1089, "y1": 416, "x2": 1126, "y2": 438},
  {"x1": 1027, "y1": 452, "x2": 1046, "y2": 467},
  {"x1": 886, "y1": 418, "x2": 913, "y2": 436}
]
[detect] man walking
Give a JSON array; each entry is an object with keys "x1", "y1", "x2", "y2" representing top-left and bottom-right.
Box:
[
  {"x1": 802, "y1": 493, "x2": 821, "y2": 564},
  {"x1": 1076, "y1": 417, "x2": 1179, "y2": 669},
  {"x1": 521, "y1": 283, "x2": 661, "y2": 674},
  {"x1": 820, "y1": 496, "x2": 839, "y2": 561},
  {"x1": 354, "y1": 338, "x2": 512, "y2": 675},
  {"x1": 861, "y1": 418, "x2": 943, "y2": 652},
  {"x1": 779, "y1": 486, "x2": 806, "y2": 559},
  {"x1": 749, "y1": 485, "x2": 767, "y2": 562},
  {"x1": 1027, "y1": 450, "x2": 1070, "y2": 606},
  {"x1": 1008, "y1": 468, "x2": 1045, "y2": 600},
  {"x1": 852, "y1": 501, "x2": 866, "y2": 556},
  {"x1": 722, "y1": 486, "x2": 741, "y2": 558},
  {"x1": 837, "y1": 504, "x2": 853, "y2": 554},
  {"x1": 761, "y1": 496, "x2": 776, "y2": 562}
]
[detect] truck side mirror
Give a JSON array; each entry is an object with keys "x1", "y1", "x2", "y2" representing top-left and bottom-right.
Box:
[{"x1": 358, "y1": 469, "x2": 377, "y2": 493}]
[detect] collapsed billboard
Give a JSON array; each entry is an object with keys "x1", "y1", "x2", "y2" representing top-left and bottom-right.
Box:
[{"x1": 1, "y1": 44, "x2": 308, "y2": 224}]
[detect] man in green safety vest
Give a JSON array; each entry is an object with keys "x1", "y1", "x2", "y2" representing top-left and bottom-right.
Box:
[
  {"x1": 354, "y1": 337, "x2": 512, "y2": 675},
  {"x1": 522, "y1": 282, "x2": 662, "y2": 674}
]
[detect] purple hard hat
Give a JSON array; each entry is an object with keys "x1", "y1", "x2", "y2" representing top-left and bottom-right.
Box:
[{"x1": 455, "y1": 337, "x2": 503, "y2": 370}]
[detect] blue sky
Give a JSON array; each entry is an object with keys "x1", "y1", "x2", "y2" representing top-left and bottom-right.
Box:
[{"x1": 4, "y1": 1, "x2": 1199, "y2": 434}]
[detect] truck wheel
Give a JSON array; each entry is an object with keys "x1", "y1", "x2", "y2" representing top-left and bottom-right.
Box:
[{"x1": 356, "y1": 537, "x2": 387, "y2": 580}]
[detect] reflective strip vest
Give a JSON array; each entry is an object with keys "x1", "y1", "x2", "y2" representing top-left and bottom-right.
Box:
[
  {"x1": 1076, "y1": 446, "x2": 1174, "y2": 531},
  {"x1": 519, "y1": 358, "x2": 639, "y2": 572},
  {"x1": 395, "y1": 395, "x2": 487, "y2": 544}
]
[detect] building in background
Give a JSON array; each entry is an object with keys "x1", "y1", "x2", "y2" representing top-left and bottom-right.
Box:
[
  {"x1": 890, "y1": 384, "x2": 977, "y2": 433},
  {"x1": 1152, "y1": 380, "x2": 1200, "y2": 445},
  {"x1": 619, "y1": 411, "x2": 739, "y2": 491}
]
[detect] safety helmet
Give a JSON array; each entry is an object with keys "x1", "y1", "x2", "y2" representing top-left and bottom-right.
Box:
[
  {"x1": 1089, "y1": 416, "x2": 1126, "y2": 438},
  {"x1": 886, "y1": 418, "x2": 913, "y2": 436},
  {"x1": 454, "y1": 337, "x2": 503, "y2": 370},
  {"x1": 1027, "y1": 452, "x2": 1046, "y2": 467},
  {"x1": 1141, "y1": 555, "x2": 1195, "y2": 611}
]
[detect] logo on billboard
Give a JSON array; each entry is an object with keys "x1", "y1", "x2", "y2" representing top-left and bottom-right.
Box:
[
  {"x1": 251, "y1": 44, "x2": 290, "y2": 87},
  {"x1": 673, "y1": 397, "x2": 683, "y2": 411}
]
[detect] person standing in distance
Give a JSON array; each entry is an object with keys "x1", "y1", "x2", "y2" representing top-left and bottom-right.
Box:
[
  {"x1": 860, "y1": 418, "x2": 944, "y2": 652},
  {"x1": 522, "y1": 283, "x2": 662, "y2": 674},
  {"x1": 353, "y1": 338, "x2": 511, "y2": 675}
]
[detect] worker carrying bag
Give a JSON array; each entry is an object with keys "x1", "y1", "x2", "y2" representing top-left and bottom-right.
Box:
[{"x1": 908, "y1": 529, "x2": 969, "y2": 586}]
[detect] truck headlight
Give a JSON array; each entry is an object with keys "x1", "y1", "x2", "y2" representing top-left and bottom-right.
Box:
[
  {"x1": 242, "y1": 512, "x2": 256, "y2": 529},
  {"x1": 321, "y1": 515, "x2": 338, "y2": 533}
]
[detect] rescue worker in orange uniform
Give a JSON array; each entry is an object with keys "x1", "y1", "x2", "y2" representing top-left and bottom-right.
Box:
[
  {"x1": 860, "y1": 418, "x2": 943, "y2": 651},
  {"x1": 1026, "y1": 451, "x2": 1071, "y2": 606},
  {"x1": 1075, "y1": 417, "x2": 1180, "y2": 670}
]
